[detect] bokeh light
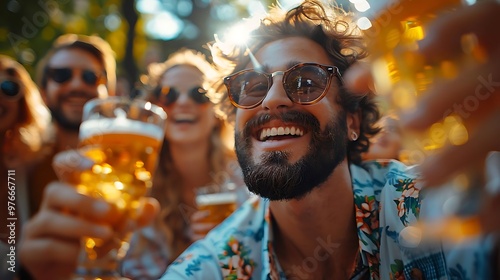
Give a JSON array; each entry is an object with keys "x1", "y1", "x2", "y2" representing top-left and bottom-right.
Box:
[{"x1": 145, "y1": 12, "x2": 184, "y2": 41}]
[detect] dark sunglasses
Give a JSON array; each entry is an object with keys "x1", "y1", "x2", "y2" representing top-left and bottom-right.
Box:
[
  {"x1": 0, "y1": 79, "x2": 23, "y2": 100},
  {"x1": 46, "y1": 67, "x2": 103, "y2": 86},
  {"x1": 153, "y1": 86, "x2": 210, "y2": 106},
  {"x1": 223, "y1": 63, "x2": 343, "y2": 109}
]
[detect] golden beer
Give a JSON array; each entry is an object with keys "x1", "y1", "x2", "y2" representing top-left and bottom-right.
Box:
[
  {"x1": 196, "y1": 192, "x2": 237, "y2": 231},
  {"x1": 363, "y1": 0, "x2": 474, "y2": 164},
  {"x1": 362, "y1": 0, "x2": 482, "y2": 241},
  {"x1": 77, "y1": 118, "x2": 163, "y2": 258}
]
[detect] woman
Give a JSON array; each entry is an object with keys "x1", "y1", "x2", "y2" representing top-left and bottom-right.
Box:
[
  {"x1": 0, "y1": 55, "x2": 51, "y2": 279},
  {"x1": 121, "y1": 49, "x2": 247, "y2": 279}
]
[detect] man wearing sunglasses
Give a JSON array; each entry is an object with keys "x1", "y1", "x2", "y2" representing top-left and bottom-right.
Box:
[
  {"x1": 159, "y1": 1, "x2": 493, "y2": 280},
  {"x1": 27, "y1": 34, "x2": 116, "y2": 217},
  {"x1": 16, "y1": 1, "x2": 497, "y2": 280}
]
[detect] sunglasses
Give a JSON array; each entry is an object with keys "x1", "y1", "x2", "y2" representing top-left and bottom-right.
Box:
[
  {"x1": 46, "y1": 67, "x2": 103, "y2": 86},
  {"x1": 223, "y1": 63, "x2": 343, "y2": 109},
  {"x1": 153, "y1": 86, "x2": 210, "y2": 106},
  {"x1": 0, "y1": 79, "x2": 23, "y2": 101}
]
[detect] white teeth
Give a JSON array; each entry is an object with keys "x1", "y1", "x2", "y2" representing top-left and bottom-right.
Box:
[
  {"x1": 259, "y1": 126, "x2": 304, "y2": 140},
  {"x1": 174, "y1": 113, "x2": 196, "y2": 121}
]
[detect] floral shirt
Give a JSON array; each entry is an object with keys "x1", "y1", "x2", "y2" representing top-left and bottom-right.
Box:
[
  {"x1": 159, "y1": 160, "x2": 494, "y2": 279},
  {"x1": 121, "y1": 168, "x2": 251, "y2": 280}
]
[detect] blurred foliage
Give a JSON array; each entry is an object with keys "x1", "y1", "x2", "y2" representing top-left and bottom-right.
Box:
[{"x1": 0, "y1": 0, "x2": 273, "y2": 88}]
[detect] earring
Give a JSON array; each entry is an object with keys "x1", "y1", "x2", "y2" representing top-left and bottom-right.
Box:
[{"x1": 351, "y1": 131, "x2": 358, "y2": 141}]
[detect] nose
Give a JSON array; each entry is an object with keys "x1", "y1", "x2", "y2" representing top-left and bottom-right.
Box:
[
  {"x1": 175, "y1": 91, "x2": 193, "y2": 105},
  {"x1": 67, "y1": 72, "x2": 86, "y2": 88},
  {"x1": 261, "y1": 73, "x2": 293, "y2": 110}
]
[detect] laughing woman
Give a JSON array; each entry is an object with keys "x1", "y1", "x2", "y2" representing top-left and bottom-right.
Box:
[{"x1": 120, "y1": 49, "x2": 248, "y2": 279}]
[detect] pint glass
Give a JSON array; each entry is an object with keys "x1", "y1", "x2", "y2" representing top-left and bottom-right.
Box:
[
  {"x1": 57, "y1": 97, "x2": 166, "y2": 279},
  {"x1": 195, "y1": 184, "x2": 238, "y2": 233}
]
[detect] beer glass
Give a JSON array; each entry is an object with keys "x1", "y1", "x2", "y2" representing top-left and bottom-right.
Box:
[
  {"x1": 195, "y1": 184, "x2": 238, "y2": 234},
  {"x1": 358, "y1": 0, "x2": 483, "y2": 242},
  {"x1": 56, "y1": 97, "x2": 166, "y2": 279}
]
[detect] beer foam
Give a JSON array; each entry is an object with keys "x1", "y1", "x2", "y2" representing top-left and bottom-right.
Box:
[
  {"x1": 196, "y1": 192, "x2": 238, "y2": 206},
  {"x1": 79, "y1": 118, "x2": 164, "y2": 140}
]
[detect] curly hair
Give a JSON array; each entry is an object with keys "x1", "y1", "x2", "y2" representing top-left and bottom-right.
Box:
[
  {"x1": 210, "y1": 0, "x2": 380, "y2": 164},
  {"x1": 0, "y1": 55, "x2": 52, "y2": 167}
]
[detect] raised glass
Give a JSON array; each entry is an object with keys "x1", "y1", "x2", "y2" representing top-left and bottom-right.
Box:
[{"x1": 54, "y1": 97, "x2": 166, "y2": 280}]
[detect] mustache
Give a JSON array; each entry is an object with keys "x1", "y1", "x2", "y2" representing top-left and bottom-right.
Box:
[{"x1": 243, "y1": 111, "x2": 320, "y2": 136}]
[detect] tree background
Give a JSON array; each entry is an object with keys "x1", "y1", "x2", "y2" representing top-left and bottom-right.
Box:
[{"x1": 0, "y1": 0, "x2": 278, "y2": 95}]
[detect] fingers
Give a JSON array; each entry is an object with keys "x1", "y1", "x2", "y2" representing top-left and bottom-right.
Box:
[
  {"x1": 190, "y1": 210, "x2": 210, "y2": 222},
  {"x1": 188, "y1": 210, "x2": 216, "y2": 241},
  {"x1": 401, "y1": 56, "x2": 500, "y2": 131},
  {"x1": 41, "y1": 182, "x2": 115, "y2": 225},
  {"x1": 52, "y1": 150, "x2": 94, "y2": 184},
  {"x1": 191, "y1": 222, "x2": 217, "y2": 233},
  {"x1": 418, "y1": 1, "x2": 500, "y2": 61},
  {"x1": 23, "y1": 208, "x2": 113, "y2": 242},
  {"x1": 189, "y1": 222, "x2": 217, "y2": 241},
  {"x1": 419, "y1": 111, "x2": 500, "y2": 187},
  {"x1": 21, "y1": 238, "x2": 80, "y2": 264},
  {"x1": 23, "y1": 182, "x2": 114, "y2": 244}
]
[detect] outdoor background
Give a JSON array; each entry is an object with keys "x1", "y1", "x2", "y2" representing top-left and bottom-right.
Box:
[{"x1": 0, "y1": 0, "x2": 352, "y2": 94}]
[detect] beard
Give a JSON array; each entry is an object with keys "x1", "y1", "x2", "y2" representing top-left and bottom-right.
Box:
[
  {"x1": 235, "y1": 110, "x2": 348, "y2": 201},
  {"x1": 49, "y1": 91, "x2": 96, "y2": 132},
  {"x1": 50, "y1": 106, "x2": 81, "y2": 131}
]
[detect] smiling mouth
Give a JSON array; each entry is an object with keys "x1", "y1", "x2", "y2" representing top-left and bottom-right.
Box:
[
  {"x1": 172, "y1": 113, "x2": 197, "y2": 124},
  {"x1": 257, "y1": 126, "x2": 305, "y2": 141}
]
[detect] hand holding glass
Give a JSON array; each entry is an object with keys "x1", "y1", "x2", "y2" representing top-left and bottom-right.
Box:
[
  {"x1": 195, "y1": 184, "x2": 238, "y2": 235},
  {"x1": 359, "y1": 0, "x2": 484, "y2": 242},
  {"x1": 54, "y1": 97, "x2": 166, "y2": 279}
]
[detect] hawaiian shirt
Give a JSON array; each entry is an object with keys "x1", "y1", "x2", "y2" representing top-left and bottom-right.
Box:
[{"x1": 159, "y1": 160, "x2": 494, "y2": 279}]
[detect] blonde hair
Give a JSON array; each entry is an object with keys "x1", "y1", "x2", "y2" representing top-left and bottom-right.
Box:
[
  {"x1": 145, "y1": 49, "x2": 236, "y2": 261},
  {"x1": 1, "y1": 55, "x2": 52, "y2": 166}
]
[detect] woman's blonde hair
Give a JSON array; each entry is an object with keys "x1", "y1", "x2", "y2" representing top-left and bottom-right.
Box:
[
  {"x1": 1, "y1": 55, "x2": 52, "y2": 166},
  {"x1": 143, "y1": 49, "x2": 236, "y2": 260}
]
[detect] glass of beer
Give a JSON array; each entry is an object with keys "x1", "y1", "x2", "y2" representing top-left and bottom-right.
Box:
[
  {"x1": 56, "y1": 97, "x2": 166, "y2": 280},
  {"x1": 195, "y1": 184, "x2": 238, "y2": 234},
  {"x1": 357, "y1": 0, "x2": 483, "y2": 241}
]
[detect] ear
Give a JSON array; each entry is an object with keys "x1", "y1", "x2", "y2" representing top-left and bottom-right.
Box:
[{"x1": 346, "y1": 110, "x2": 361, "y2": 142}]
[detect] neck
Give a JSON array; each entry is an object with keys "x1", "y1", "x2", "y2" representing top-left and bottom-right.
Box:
[
  {"x1": 55, "y1": 124, "x2": 80, "y2": 152},
  {"x1": 270, "y1": 161, "x2": 359, "y2": 279},
  {"x1": 169, "y1": 139, "x2": 212, "y2": 202}
]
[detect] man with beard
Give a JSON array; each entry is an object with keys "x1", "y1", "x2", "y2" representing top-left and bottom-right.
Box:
[
  {"x1": 27, "y1": 34, "x2": 116, "y2": 216},
  {"x1": 159, "y1": 1, "x2": 493, "y2": 280},
  {"x1": 17, "y1": 1, "x2": 497, "y2": 280}
]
